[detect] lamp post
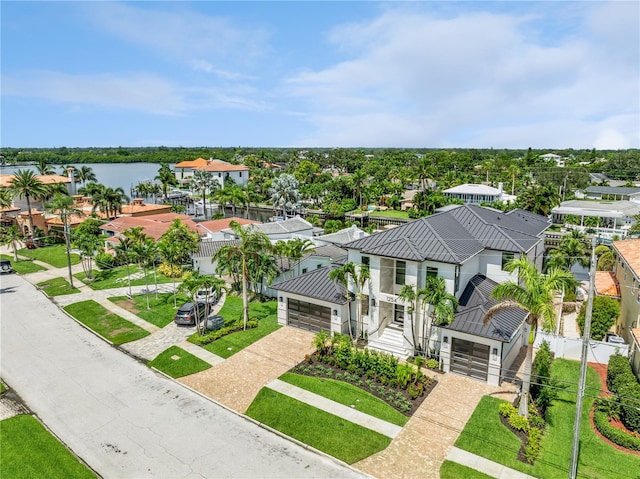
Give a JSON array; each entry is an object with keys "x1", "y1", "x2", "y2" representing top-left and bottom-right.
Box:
[{"x1": 62, "y1": 211, "x2": 75, "y2": 288}]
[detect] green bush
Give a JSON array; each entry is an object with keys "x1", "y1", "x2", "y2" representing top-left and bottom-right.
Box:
[
  {"x1": 499, "y1": 402, "x2": 517, "y2": 418},
  {"x1": 425, "y1": 358, "x2": 439, "y2": 370},
  {"x1": 607, "y1": 353, "x2": 631, "y2": 391},
  {"x1": 524, "y1": 427, "x2": 543, "y2": 464},
  {"x1": 95, "y1": 252, "x2": 115, "y2": 270},
  {"x1": 508, "y1": 412, "x2": 530, "y2": 433},
  {"x1": 593, "y1": 407, "x2": 640, "y2": 451},
  {"x1": 618, "y1": 383, "x2": 640, "y2": 433},
  {"x1": 577, "y1": 296, "x2": 619, "y2": 340}
]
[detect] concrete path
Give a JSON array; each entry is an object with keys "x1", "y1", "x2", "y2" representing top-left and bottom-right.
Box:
[
  {"x1": 178, "y1": 340, "x2": 225, "y2": 366},
  {"x1": 1, "y1": 273, "x2": 368, "y2": 479},
  {"x1": 267, "y1": 379, "x2": 403, "y2": 438},
  {"x1": 446, "y1": 447, "x2": 538, "y2": 479}
]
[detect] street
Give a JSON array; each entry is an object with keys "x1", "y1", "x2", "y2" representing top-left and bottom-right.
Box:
[{"x1": 0, "y1": 273, "x2": 368, "y2": 479}]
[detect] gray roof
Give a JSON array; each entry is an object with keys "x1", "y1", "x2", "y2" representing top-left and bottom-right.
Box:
[
  {"x1": 272, "y1": 265, "x2": 351, "y2": 304},
  {"x1": 251, "y1": 216, "x2": 313, "y2": 235},
  {"x1": 274, "y1": 245, "x2": 347, "y2": 274},
  {"x1": 193, "y1": 239, "x2": 240, "y2": 258},
  {"x1": 585, "y1": 186, "x2": 640, "y2": 196},
  {"x1": 343, "y1": 205, "x2": 548, "y2": 264},
  {"x1": 445, "y1": 274, "x2": 528, "y2": 342},
  {"x1": 315, "y1": 225, "x2": 369, "y2": 245}
]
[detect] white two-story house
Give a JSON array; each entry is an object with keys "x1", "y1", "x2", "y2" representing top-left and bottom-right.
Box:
[{"x1": 274, "y1": 205, "x2": 549, "y2": 386}]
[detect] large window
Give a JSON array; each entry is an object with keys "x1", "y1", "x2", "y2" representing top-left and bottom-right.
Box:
[
  {"x1": 502, "y1": 252, "x2": 515, "y2": 270},
  {"x1": 427, "y1": 267, "x2": 438, "y2": 278},
  {"x1": 361, "y1": 295, "x2": 369, "y2": 316},
  {"x1": 395, "y1": 261, "x2": 406, "y2": 285},
  {"x1": 362, "y1": 256, "x2": 370, "y2": 266}
]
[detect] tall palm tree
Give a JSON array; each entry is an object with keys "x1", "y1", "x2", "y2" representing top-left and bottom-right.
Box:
[
  {"x1": 214, "y1": 221, "x2": 274, "y2": 330},
  {"x1": 399, "y1": 284, "x2": 419, "y2": 353},
  {"x1": 483, "y1": 256, "x2": 575, "y2": 418},
  {"x1": 0, "y1": 225, "x2": 23, "y2": 262},
  {"x1": 507, "y1": 164, "x2": 520, "y2": 196},
  {"x1": 226, "y1": 185, "x2": 248, "y2": 217},
  {"x1": 45, "y1": 193, "x2": 82, "y2": 287},
  {"x1": 91, "y1": 185, "x2": 128, "y2": 219},
  {"x1": 36, "y1": 158, "x2": 56, "y2": 175},
  {"x1": 158, "y1": 239, "x2": 182, "y2": 308},
  {"x1": 288, "y1": 238, "x2": 316, "y2": 276},
  {"x1": 155, "y1": 164, "x2": 178, "y2": 198},
  {"x1": 420, "y1": 276, "x2": 458, "y2": 356},
  {"x1": 327, "y1": 262, "x2": 370, "y2": 340},
  {"x1": 72, "y1": 228, "x2": 102, "y2": 281},
  {"x1": 269, "y1": 173, "x2": 300, "y2": 219},
  {"x1": 178, "y1": 273, "x2": 210, "y2": 334},
  {"x1": 0, "y1": 188, "x2": 14, "y2": 224},
  {"x1": 9, "y1": 169, "x2": 48, "y2": 236},
  {"x1": 190, "y1": 170, "x2": 217, "y2": 220},
  {"x1": 76, "y1": 166, "x2": 97, "y2": 187}
]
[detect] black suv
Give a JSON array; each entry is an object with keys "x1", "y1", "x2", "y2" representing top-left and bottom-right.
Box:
[
  {"x1": 174, "y1": 302, "x2": 208, "y2": 326},
  {"x1": 0, "y1": 259, "x2": 13, "y2": 274}
]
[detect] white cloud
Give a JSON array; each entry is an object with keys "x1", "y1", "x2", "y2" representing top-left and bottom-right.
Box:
[{"x1": 287, "y1": 4, "x2": 639, "y2": 148}]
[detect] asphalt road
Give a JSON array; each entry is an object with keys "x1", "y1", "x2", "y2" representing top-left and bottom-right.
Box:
[{"x1": 0, "y1": 274, "x2": 368, "y2": 479}]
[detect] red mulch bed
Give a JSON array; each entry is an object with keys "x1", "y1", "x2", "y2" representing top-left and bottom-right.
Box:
[{"x1": 588, "y1": 362, "x2": 640, "y2": 456}]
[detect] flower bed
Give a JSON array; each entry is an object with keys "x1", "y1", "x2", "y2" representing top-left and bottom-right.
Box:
[{"x1": 498, "y1": 402, "x2": 546, "y2": 464}]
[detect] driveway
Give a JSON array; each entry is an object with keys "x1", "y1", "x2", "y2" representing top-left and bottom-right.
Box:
[{"x1": 0, "y1": 274, "x2": 367, "y2": 479}]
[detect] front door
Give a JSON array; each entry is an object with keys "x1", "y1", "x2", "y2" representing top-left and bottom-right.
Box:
[{"x1": 393, "y1": 303, "x2": 404, "y2": 326}]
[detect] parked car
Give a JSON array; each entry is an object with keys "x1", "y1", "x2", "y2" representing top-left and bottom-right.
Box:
[
  {"x1": 205, "y1": 315, "x2": 225, "y2": 332},
  {"x1": 173, "y1": 302, "x2": 208, "y2": 326},
  {"x1": 605, "y1": 332, "x2": 625, "y2": 345},
  {"x1": 195, "y1": 287, "x2": 217, "y2": 304},
  {"x1": 0, "y1": 259, "x2": 13, "y2": 274}
]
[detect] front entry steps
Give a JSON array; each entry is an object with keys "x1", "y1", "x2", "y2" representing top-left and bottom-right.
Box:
[{"x1": 367, "y1": 324, "x2": 412, "y2": 359}]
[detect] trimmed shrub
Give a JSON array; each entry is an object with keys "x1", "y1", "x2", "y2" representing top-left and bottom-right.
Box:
[
  {"x1": 499, "y1": 402, "x2": 517, "y2": 418},
  {"x1": 593, "y1": 406, "x2": 640, "y2": 451},
  {"x1": 524, "y1": 427, "x2": 543, "y2": 464},
  {"x1": 508, "y1": 412, "x2": 530, "y2": 433},
  {"x1": 607, "y1": 354, "x2": 632, "y2": 391},
  {"x1": 95, "y1": 252, "x2": 115, "y2": 270}
]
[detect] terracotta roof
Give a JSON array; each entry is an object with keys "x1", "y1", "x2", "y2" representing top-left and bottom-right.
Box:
[
  {"x1": 197, "y1": 217, "x2": 260, "y2": 233},
  {"x1": 194, "y1": 162, "x2": 248, "y2": 173},
  {"x1": 46, "y1": 213, "x2": 86, "y2": 227},
  {"x1": 613, "y1": 239, "x2": 640, "y2": 276},
  {"x1": 0, "y1": 173, "x2": 71, "y2": 187},
  {"x1": 0, "y1": 205, "x2": 20, "y2": 213},
  {"x1": 100, "y1": 215, "x2": 201, "y2": 241},
  {"x1": 119, "y1": 202, "x2": 172, "y2": 215},
  {"x1": 174, "y1": 158, "x2": 208, "y2": 168},
  {"x1": 594, "y1": 271, "x2": 621, "y2": 297}
]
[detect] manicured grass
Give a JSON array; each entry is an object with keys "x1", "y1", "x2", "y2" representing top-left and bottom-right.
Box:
[
  {"x1": 455, "y1": 359, "x2": 640, "y2": 479},
  {"x1": 148, "y1": 346, "x2": 211, "y2": 378},
  {"x1": 109, "y1": 293, "x2": 190, "y2": 328},
  {"x1": 0, "y1": 254, "x2": 47, "y2": 274},
  {"x1": 64, "y1": 300, "x2": 150, "y2": 345},
  {"x1": 439, "y1": 461, "x2": 494, "y2": 479},
  {"x1": 75, "y1": 264, "x2": 176, "y2": 290},
  {"x1": 191, "y1": 297, "x2": 281, "y2": 358},
  {"x1": 279, "y1": 372, "x2": 408, "y2": 427},
  {"x1": 17, "y1": 244, "x2": 80, "y2": 268},
  {"x1": 366, "y1": 209, "x2": 411, "y2": 219},
  {"x1": 246, "y1": 388, "x2": 391, "y2": 464},
  {"x1": 37, "y1": 277, "x2": 80, "y2": 296},
  {"x1": 0, "y1": 415, "x2": 95, "y2": 479}
]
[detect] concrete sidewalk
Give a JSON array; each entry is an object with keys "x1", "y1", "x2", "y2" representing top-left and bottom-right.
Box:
[{"x1": 446, "y1": 447, "x2": 538, "y2": 479}]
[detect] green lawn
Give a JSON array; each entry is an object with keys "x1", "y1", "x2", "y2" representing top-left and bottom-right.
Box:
[
  {"x1": 279, "y1": 372, "x2": 408, "y2": 427},
  {"x1": 17, "y1": 244, "x2": 80, "y2": 268},
  {"x1": 0, "y1": 255, "x2": 47, "y2": 274},
  {"x1": 64, "y1": 300, "x2": 150, "y2": 345},
  {"x1": 0, "y1": 415, "x2": 95, "y2": 479},
  {"x1": 366, "y1": 209, "x2": 411, "y2": 219},
  {"x1": 246, "y1": 388, "x2": 391, "y2": 464},
  {"x1": 439, "y1": 461, "x2": 494, "y2": 479},
  {"x1": 455, "y1": 359, "x2": 640, "y2": 478},
  {"x1": 148, "y1": 346, "x2": 211, "y2": 378},
  {"x1": 37, "y1": 277, "x2": 80, "y2": 296},
  {"x1": 109, "y1": 293, "x2": 189, "y2": 328},
  {"x1": 75, "y1": 264, "x2": 177, "y2": 290},
  {"x1": 190, "y1": 297, "x2": 281, "y2": 358}
]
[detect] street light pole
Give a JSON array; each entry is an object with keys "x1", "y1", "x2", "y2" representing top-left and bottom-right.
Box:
[{"x1": 63, "y1": 213, "x2": 75, "y2": 288}]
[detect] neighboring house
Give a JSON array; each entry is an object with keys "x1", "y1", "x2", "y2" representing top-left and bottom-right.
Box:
[
  {"x1": 582, "y1": 186, "x2": 640, "y2": 202},
  {"x1": 119, "y1": 199, "x2": 173, "y2": 217},
  {"x1": 192, "y1": 239, "x2": 240, "y2": 275},
  {"x1": 594, "y1": 271, "x2": 621, "y2": 299},
  {"x1": 590, "y1": 173, "x2": 628, "y2": 187},
  {"x1": 443, "y1": 183, "x2": 516, "y2": 205},
  {"x1": 174, "y1": 158, "x2": 249, "y2": 188},
  {"x1": 196, "y1": 217, "x2": 260, "y2": 241},
  {"x1": 0, "y1": 173, "x2": 73, "y2": 219},
  {"x1": 222, "y1": 216, "x2": 317, "y2": 242},
  {"x1": 274, "y1": 205, "x2": 550, "y2": 386},
  {"x1": 540, "y1": 153, "x2": 565, "y2": 167},
  {"x1": 101, "y1": 213, "x2": 200, "y2": 248},
  {"x1": 399, "y1": 190, "x2": 420, "y2": 211},
  {"x1": 611, "y1": 239, "x2": 640, "y2": 347},
  {"x1": 551, "y1": 200, "x2": 639, "y2": 239},
  {"x1": 314, "y1": 225, "x2": 369, "y2": 246}
]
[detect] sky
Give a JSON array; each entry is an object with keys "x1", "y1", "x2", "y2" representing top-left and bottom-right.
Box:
[{"x1": 1, "y1": 1, "x2": 639, "y2": 149}]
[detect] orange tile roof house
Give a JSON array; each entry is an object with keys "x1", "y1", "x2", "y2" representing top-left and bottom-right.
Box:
[
  {"x1": 100, "y1": 214, "x2": 201, "y2": 243},
  {"x1": 173, "y1": 158, "x2": 249, "y2": 188},
  {"x1": 196, "y1": 217, "x2": 260, "y2": 241}
]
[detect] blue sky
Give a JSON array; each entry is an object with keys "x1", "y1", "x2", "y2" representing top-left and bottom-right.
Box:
[{"x1": 2, "y1": 1, "x2": 638, "y2": 149}]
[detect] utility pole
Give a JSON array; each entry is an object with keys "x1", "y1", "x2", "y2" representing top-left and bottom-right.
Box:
[
  {"x1": 569, "y1": 237, "x2": 596, "y2": 478},
  {"x1": 63, "y1": 212, "x2": 75, "y2": 289}
]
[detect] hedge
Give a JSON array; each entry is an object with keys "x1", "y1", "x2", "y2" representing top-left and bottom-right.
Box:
[{"x1": 593, "y1": 405, "x2": 640, "y2": 451}]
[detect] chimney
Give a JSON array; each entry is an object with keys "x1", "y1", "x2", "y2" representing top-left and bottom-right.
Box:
[
  {"x1": 498, "y1": 182, "x2": 503, "y2": 193},
  {"x1": 67, "y1": 167, "x2": 76, "y2": 195}
]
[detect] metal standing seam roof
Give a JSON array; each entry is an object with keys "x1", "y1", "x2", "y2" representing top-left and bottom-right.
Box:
[
  {"x1": 344, "y1": 204, "x2": 547, "y2": 264},
  {"x1": 445, "y1": 274, "x2": 529, "y2": 342},
  {"x1": 193, "y1": 239, "x2": 241, "y2": 258},
  {"x1": 272, "y1": 265, "x2": 350, "y2": 304},
  {"x1": 585, "y1": 186, "x2": 640, "y2": 196}
]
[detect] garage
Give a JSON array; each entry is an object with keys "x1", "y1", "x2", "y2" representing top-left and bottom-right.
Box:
[
  {"x1": 450, "y1": 338, "x2": 490, "y2": 381},
  {"x1": 287, "y1": 298, "x2": 331, "y2": 333}
]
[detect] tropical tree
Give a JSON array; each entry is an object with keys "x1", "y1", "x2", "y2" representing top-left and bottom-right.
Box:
[
  {"x1": 35, "y1": 158, "x2": 56, "y2": 175},
  {"x1": 420, "y1": 276, "x2": 458, "y2": 356},
  {"x1": 9, "y1": 169, "x2": 48, "y2": 236},
  {"x1": 214, "y1": 221, "x2": 275, "y2": 330},
  {"x1": 0, "y1": 225, "x2": 23, "y2": 262},
  {"x1": 190, "y1": 170, "x2": 217, "y2": 220},
  {"x1": 516, "y1": 184, "x2": 560, "y2": 216},
  {"x1": 287, "y1": 238, "x2": 316, "y2": 276},
  {"x1": 158, "y1": 240, "x2": 182, "y2": 308},
  {"x1": 546, "y1": 232, "x2": 589, "y2": 272},
  {"x1": 0, "y1": 188, "x2": 14, "y2": 223},
  {"x1": 507, "y1": 164, "x2": 520, "y2": 196},
  {"x1": 91, "y1": 185, "x2": 129, "y2": 219},
  {"x1": 76, "y1": 166, "x2": 97, "y2": 187},
  {"x1": 583, "y1": 215, "x2": 601, "y2": 228},
  {"x1": 247, "y1": 253, "x2": 279, "y2": 296},
  {"x1": 114, "y1": 236, "x2": 135, "y2": 298},
  {"x1": 269, "y1": 173, "x2": 300, "y2": 218},
  {"x1": 73, "y1": 228, "x2": 102, "y2": 281},
  {"x1": 178, "y1": 273, "x2": 209, "y2": 334},
  {"x1": 328, "y1": 263, "x2": 355, "y2": 339},
  {"x1": 225, "y1": 185, "x2": 248, "y2": 217},
  {"x1": 398, "y1": 284, "x2": 419, "y2": 353},
  {"x1": 155, "y1": 164, "x2": 178, "y2": 197},
  {"x1": 483, "y1": 256, "x2": 575, "y2": 418},
  {"x1": 45, "y1": 193, "x2": 82, "y2": 287}
]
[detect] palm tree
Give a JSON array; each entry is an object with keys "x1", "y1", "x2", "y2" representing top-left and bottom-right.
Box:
[
  {"x1": 420, "y1": 276, "x2": 458, "y2": 356},
  {"x1": 287, "y1": 238, "x2": 316, "y2": 276},
  {"x1": 327, "y1": 262, "x2": 367, "y2": 340},
  {"x1": 214, "y1": 221, "x2": 275, "y2": 330},
  {"x1": 72, "y1": 228, "x2": 102, "y2": 281},
  {"x1": 35, "y1": 158, "x2": 55, "y2": 175},
  {"x1": 9, "y1": 169, "x2": 48, "y2": 236},
  {"x1": 507, "y1": 164, "x2": 520, "y2": 196},
  {"x1": 114, "y1": 236, "x2": 136, "y2": 298},
  {"x1": 158, "y1": 240, "x2": 182, "y2": 308},
  {"x1": 0, "y1": 225, "x2": 23, "y2": 262},
  {"x1": 399, "y1": 284, "x2": 419, "y2": 353},
  {"x1": 91, "y1": 185, "x2": 129, "y2": 219},
  {"x1": 46, "y1": 193, "x2": 82, "y2": 287},
  {"x1": 190, "y1": 170, "x2": 217, "y2": 220},
  {"x1": 226, "y1": 185, "x2": 248, "y2": 217},
  {"x1": 0, "y1": 188, "x2": 14, "y2": 224},
  {"x1": 482, "y1": 256, "x2": 575, "y2": 418},
  {"x1": 155, "y1": 164, "x2": 178, "y2": 198},
  {"x1": 76, "y1": 166, "x2": 97, "y2": 187},
  {"x1": 269, "y1": 173, "x2": 300, "y2": 219}
]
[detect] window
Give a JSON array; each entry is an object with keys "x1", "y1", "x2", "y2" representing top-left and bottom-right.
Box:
[
  {"x1": 362, "y1": 256, "x2": 370, "y2": 266},
  {"x1": 302, "y1": 268, "x2": 307, "y2": 274},
  {"x1": 361, "y1": 295, "x2": 369, "y2": 316},
  {"x1": 502, "y1": 252, "x2": 515, "y2": 270},
  {"x1": 239, "y1": 172, "x2": 243, "y2": 177},
  {"x1": 395, "y1": 261, "x2": 406, "y2": 285},
  {"x1": 317, "y1": 264, "x2": 322, "y2": 269},
  {"x1": 427, "y1": 267, "x2": 438, "y2": 278}
]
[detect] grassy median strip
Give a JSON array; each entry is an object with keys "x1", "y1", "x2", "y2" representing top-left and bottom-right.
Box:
[
  {"x1": 18, "y1": 245, "x2": 80, "y2": 268},
  {"x1": 439, "y1": 461, "x2": 493, "y2": 479},
  {"x1": 279, "y1": 372, "x2": 408, "y2": 427},
  {"x1": 37, "y1": 277, "x2": 80, "y2": 296},
  {"x1": 64, "y1": 300, "x2": 149, "y2": 345},
  {"x1": 455, "y1": 360, "x2": 640, "y2": 479},
  {"x1": 0, "y1": 255, "x2": 46, "y2": 274},
  {"x1": 109, "y1": 293, "x2": 189, "y2": 328},
  {"x1": 148, "y1": 346, "x2": 211, "y2": 378},
  {"x1": 246, "y1": 388, "x2": 390, "y2": 464},
  {"x1": 0, "y1": 415, "x2": 95, "y2": 479}
]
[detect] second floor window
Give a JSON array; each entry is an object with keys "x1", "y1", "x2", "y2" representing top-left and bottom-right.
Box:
[
  {"x1": 395, "y1": 260, "x2": 406, "y2": 285},
  {"x1": 362, "y1": 256, "x2": 370, "y2": 266},
  {"x1": 502, "y1": 252, "x2": 514, "y2": 270},
  {"x1": 427, "y1": 267, "x2": 438, "y2": 278}
]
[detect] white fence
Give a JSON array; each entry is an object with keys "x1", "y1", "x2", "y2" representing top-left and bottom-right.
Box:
[{"x1": 534, "y1": 331, "x2": 629, "y2": 363}]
